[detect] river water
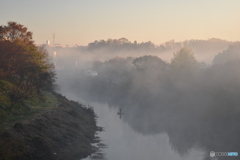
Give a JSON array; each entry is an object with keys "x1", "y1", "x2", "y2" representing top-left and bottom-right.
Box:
[
  {"x1": 54, "y1": 54, "x2": 240, "y2": 160},
  {"x1": 61, "y1": 92, "x2": 205, "y2": 160}
]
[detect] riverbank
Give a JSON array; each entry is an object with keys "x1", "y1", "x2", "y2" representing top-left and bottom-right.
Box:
[{"x1": 0, "y1": 92, "x2": 99, "y2": 160}]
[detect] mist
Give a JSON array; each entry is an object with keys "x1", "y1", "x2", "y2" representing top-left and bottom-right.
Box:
[{"x1": 48, "y1": 38, "x2": 240, "y2": 160}]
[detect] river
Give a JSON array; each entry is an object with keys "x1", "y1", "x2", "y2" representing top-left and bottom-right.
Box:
[{"x1": 61, "y1": 92, "x2": 205, "y2": 160}]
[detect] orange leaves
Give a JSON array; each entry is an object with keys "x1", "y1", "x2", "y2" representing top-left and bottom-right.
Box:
[{"x1": 0, "y1": 21, "x2": 33, "y2": 45}]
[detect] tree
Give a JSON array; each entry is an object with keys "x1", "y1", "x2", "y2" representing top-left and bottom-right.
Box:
[
  {"x1": 171, "y1": 47, "x2": 199, "y2": 75},
  {"x1": 133, "y1": 55, "x2": 167, "y2": 71},
  {"x1": 0, "y1": 40, "x2": 29, "y2": 79},
  {"x1": 169, "y1": 47, "x2": 200, "y2": 90},
  {"x1": 0, "y1": 22, "x2": 55, "y2": 101},
  {"x1": 212, "y1": 43, "x2": 240, "y2": 64},
  {"x1": 0, "y1": 21, "x2": 33, "y2": 44}
]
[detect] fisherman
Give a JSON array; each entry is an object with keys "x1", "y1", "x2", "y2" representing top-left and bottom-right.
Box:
[{"x1": 117, "y1": 108, "x2": 124, "y2": 119}]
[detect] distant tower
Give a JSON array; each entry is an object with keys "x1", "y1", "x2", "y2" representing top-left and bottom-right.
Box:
[{"x1": 53, "y1": 33, "x2": 55, "y2": 46}]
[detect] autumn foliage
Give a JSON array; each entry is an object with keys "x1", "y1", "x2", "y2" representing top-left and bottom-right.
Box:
[{"x1": 0, "y1": 22, "x2": 55, "y2": 106}]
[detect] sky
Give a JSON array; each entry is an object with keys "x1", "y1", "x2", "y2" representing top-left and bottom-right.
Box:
[{"x1": 1, "y1": 0, "x2": 240, "y2": 46}]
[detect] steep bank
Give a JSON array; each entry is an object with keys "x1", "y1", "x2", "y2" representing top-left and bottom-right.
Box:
[{"x1": 0, "y1": 93, "x2": 99, "y2": 160}]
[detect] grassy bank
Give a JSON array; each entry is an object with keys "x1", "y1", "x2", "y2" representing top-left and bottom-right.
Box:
[{"x1": 0, "y1": 80, "x2": 99, "y2": 160}]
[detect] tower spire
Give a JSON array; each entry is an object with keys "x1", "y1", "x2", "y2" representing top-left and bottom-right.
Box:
[{"x1": 53, "y1": 33, "x2": 55, "y2": 46}]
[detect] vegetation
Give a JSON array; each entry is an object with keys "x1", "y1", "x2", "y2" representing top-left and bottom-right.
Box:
[
  {"x1": 0, "y1": 22, "x2": 100, "y2": 160},
  {"x1": 0, "y1": 92, "x2": 99, "y2": 160},
  {"x1": 0, "y1": 22, "x2": 55, "y2": 119}
]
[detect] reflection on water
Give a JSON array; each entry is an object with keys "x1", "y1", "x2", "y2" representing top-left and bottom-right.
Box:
[
  {"x1": 60, "y1": 88, "x2": 240, "y2": 160},
  {"x1": 63, "y1": 92, "x2": 204, "y2": 160},
  {"x1": 87, "y1": 102, "x2": 204, "y2": 160}
]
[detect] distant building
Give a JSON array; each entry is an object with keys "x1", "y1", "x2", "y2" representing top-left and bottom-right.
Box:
[{"x1": 46, "y1": 40, "x2": 50, "y2": 46}]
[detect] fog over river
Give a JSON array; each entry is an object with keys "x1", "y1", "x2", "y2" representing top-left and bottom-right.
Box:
[{"x1": 53, "y1": 43, "x2": 240, "y2": 160}]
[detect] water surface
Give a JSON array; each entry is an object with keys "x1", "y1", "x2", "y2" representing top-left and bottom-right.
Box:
[{"x1": 63, "y1": 93, "x2": 204, "y2": 160}]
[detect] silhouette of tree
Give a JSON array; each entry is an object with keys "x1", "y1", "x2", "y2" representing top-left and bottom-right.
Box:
[
  {"x1": 212, "y1": 43, "x2": 240, "y2": 64},
  {"x1": 133, "y1": 55, "x2": 167, "y2": 71},
  {"x1": 171, "y1": 47, "x2": 199, "y2": 75}
]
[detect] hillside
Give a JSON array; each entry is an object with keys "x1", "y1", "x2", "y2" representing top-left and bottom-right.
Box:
[{"x1": 0, "y1": 89, "x2": 99, "y2": 160}]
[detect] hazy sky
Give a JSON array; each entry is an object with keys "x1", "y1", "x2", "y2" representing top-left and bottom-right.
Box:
[{"x1": 1, "y1": 0, "x2": 240, "y2": 46}]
